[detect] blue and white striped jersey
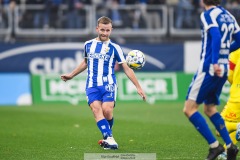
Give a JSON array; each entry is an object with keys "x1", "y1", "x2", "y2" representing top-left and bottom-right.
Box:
[
  {"x1": 84, "y1": 38, "x2": 125, "y2": 88},
  {"x1": 200, "y1": 6, "x2": 240, "y2": 73}
]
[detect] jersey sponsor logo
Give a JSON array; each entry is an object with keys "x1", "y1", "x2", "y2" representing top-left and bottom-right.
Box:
[
  {"x1": 225, "y1": 112, "x2": 237, "y2": 119},
  {"x1": 88, "y1": 52, "x2": 110, "y2": 61}
]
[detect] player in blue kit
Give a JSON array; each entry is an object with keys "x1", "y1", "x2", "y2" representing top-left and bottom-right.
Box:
[
  {"x1": 183, "y1": 0, "x2": 240, "y2": 159},
  {"x1": 61, "y1": 16, "x2": 146, "y2": 150}
]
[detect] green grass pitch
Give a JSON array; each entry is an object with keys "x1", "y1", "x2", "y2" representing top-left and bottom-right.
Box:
[{"x1": 0, "y1": 101, "x2": 238, "y2": 160}]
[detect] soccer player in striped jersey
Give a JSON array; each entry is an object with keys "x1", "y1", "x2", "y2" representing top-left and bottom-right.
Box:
[
  {"x1": 183, "y1": 0, "x2": 240, "y2": 159},
  {"x1": 61, "y1": 16, "x2": 146, "y2": 150}
]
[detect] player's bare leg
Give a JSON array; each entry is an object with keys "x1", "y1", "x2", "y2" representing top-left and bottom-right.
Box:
[
  {"x1": 90, "y1": 101, "x2": 117, "y2": 149},
  {"x1": 90, "y1": 101, "x2": 104, "y2": 122},
  {"x1": 101, "y1": 102, "x2": 118, "y2": 149}
]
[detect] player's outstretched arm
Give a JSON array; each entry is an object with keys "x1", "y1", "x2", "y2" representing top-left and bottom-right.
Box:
[
  {"x1": 121, "y1": 63, "x2": 146, "y2": 101},
  {"x1": 61, "y1": 59, "x2": 87, "y2": 82}
]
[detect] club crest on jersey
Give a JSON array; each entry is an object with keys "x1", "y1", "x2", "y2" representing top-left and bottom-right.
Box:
[{"x1": 104, "y1": 47, "x2": 110, "y2": 53}]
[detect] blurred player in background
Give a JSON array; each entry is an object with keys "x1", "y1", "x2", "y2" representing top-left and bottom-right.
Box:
[
  {"x1": 61, "y1": 16, "x2": 146, "y2": 150},
  {"x1": 183, "y1": 0, "x2": 240, "y2": 159},
  {"x1": 217, "y1": 48, "x2": 240, "y2": 160}
]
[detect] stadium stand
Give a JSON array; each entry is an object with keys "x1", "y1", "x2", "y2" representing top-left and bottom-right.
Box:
[{"x1": 0, "y1": 0, "x2": 239, "y2": 44}]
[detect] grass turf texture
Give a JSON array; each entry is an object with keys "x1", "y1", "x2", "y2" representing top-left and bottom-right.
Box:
[{"x1": 0, "y1": 101, "x2": 237, "y2": 160}]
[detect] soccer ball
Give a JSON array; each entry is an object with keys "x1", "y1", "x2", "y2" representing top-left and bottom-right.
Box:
[{"x1": 126, "y1": 50, "x2": 146, "y2": 69}]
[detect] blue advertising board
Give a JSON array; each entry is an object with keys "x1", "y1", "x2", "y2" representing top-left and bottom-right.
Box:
[
  {"x1": 122, "y1": 43, "x2": 184, "y2": 71},
  {"x1": 0, "y1": 42, "x2": 184, "y2": 74},
  {"x1": 0, "y1": 73, "x2": 32, "y2": 105}
]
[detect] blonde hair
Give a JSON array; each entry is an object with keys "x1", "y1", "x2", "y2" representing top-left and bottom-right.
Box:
[{"x1": 97, "y1": 16, "x2": 112, "y2": 26}]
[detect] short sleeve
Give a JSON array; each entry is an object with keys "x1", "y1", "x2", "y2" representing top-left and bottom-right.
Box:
[
  {"x1": 200, "y1": 8, "x2": 222, "y2": 31},
  {"x1": 112, "y1": 44, "x2": 126, "y2": 64}
]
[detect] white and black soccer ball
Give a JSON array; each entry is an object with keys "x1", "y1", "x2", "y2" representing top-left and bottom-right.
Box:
[{"x1": 126, "y1": 50, "x2": 146, "y2": 70}]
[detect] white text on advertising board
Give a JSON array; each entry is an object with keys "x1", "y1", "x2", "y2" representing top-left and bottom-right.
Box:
[{"x1": 30, "y1": 52, "x2": 83, "y2": 74}]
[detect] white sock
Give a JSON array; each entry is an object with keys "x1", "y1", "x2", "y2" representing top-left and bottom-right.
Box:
[
  {"x1": 226, "y1": 143, "x2": 232, "y2": 149},
  {"x1": 210, "y1": 141, "x2": 219, "y2": 148}
]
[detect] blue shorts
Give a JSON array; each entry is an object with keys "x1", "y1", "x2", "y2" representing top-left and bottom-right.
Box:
[
  {"x1": 86, "y1": 84, "x2": 117, "y2": 106},
  {"x1": 186, "y1": 71, "x2": 227, "y2": 105}
]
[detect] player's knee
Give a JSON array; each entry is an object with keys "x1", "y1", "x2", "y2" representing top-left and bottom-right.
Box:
[
  {"x1": 183, "y1": 101, "x2": 198, "y2": 117},
  {"x1": 90, "y1": 106, "x2": 102, "y2": 115},
  {"x1": 183, "y1": 106, "x2": 188, "y2": 115},
  {"x1": 203, "y1": 109, "x2": 211, "y2": 116},
  {"x1": 203, "y1": 105, "x2": 217, "y2": 117},
  {"x1": 103, "y1": 108, "x2": 113, "y2": 119},
  {"x1": 183, "y1": 105, "x2": 193, "y2": 117}
]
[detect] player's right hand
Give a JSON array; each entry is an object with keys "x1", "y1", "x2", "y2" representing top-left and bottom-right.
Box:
[{"x1": 60, "y1": 74, "x2": 73, "y2": 82}]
